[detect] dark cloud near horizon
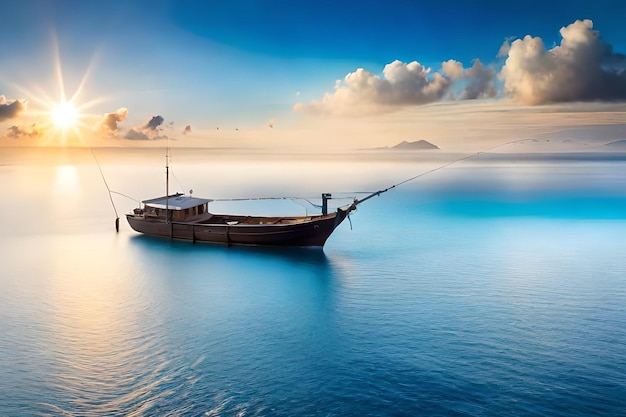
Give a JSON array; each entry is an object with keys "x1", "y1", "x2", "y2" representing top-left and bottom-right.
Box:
[
  {"x1": 124, "y1": 128, "x2": 150, "y2": 140},
  {"x1": 124, "y1": 127, "x2": 169, "y2": 140},
  {"x1": 183, "y1": 125, "x2": 191, "y2": 134},
  {"x1": 144, "y1": 115, "x2": 164, "y2": 130},
  {"x1": 92, "y1": 110, "x2": 169, "y2": 140},
  {"x1": 6, "y1": 124, "x2": 42, "y2": 139},
  {"x1": 0, "y1": 96, "x2": 27, "y2": 122},
  {"x1": 125, "y1": 115, "x2": 168, "y2": 140}
]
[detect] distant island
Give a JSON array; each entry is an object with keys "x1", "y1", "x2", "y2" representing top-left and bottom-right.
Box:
[{"x1": 375, "y1": 140, "x2": 440, "y2": 150}]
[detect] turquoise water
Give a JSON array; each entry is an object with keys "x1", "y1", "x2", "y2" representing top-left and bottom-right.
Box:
[{"x1": 1, "y1": 148, "x2": 625, "y2": 416}]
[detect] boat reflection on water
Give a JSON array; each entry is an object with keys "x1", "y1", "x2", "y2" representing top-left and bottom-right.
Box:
[{"x1": 128, "y1": 233, "x2": 335, "y2": 270}]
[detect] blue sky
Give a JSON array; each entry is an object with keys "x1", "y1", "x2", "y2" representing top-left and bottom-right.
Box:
[{"x1": 0, "y1": 0, "x2": 625, "y2": 148}]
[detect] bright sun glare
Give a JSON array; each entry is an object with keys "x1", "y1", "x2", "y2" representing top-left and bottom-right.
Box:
[
  {"x1": 51, "y1": 102, "x2": 79, "y2": 129},
  {"x1": 13, "y1": 36, "x2": 105, "y2": 145}
]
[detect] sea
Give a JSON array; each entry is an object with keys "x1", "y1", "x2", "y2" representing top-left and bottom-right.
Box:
[{"x1": 1, "y1": 147, "x2": 625, "y2": 416}]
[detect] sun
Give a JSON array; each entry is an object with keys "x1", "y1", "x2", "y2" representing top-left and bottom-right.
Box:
[
  {"x1": 12, "y1": 35, "x2": 108, "y2": 145},
  {"x1": 45, "y1": 98, "x2": 86, "y2": 145},
  {"x1": 51, "y1": 101, "x2": 79, "y2": 129}
]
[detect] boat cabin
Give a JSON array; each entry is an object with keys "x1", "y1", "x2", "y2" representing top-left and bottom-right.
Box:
[{"x1": 140, "y1": 194, "x2": 213, "y2": 222}]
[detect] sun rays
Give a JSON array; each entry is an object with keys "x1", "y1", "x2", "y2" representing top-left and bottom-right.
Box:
[{"x1": 13, "y1": 34, "x2": 106, "y2": 146}]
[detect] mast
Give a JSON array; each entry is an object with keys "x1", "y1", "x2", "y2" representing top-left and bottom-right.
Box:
[{"x1": 165, "y1": 142, "x2": 169, "y2": 223}]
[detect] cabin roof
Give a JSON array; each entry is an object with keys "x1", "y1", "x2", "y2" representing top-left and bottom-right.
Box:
[{"x1": 142, "y1": 195, "x2": 212, "y2": 210}]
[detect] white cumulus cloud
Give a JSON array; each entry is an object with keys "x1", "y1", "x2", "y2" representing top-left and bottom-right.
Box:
[
  {"x1": 501, "y1": 19, "x2": 626, "y2": 104},
  {"x1": 295, "y1": 19, "x2": 626, "y2": 117},
  {"x1": 443, "y1": 59, "x2": 496, "y2": 100},
  {"x1": 295, "y1": 60, "x2": 451, "y2": 116}
]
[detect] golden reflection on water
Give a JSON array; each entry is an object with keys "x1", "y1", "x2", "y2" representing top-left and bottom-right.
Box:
[
  {"x1": 40, "y1": 234, "x2": 168, "y2": 413},
  {"x1": 53, "y1": 165, "x2": 80, "y2": 196}
]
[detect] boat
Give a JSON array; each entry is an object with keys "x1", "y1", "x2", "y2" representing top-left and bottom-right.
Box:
[
  {"x1": 126, "y1": 192, "x2": 356, "y2": 247},
  {"x1": 122, "y1": 138, "x2": 509, "y2": 247},
  {"x1": 125, "y1": 148, "x2": 361, "y2": 247}
]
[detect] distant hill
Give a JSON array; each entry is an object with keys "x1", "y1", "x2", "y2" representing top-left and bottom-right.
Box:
[{"x1": 376, "y1": 140, "x2": 439, "y2": 150}]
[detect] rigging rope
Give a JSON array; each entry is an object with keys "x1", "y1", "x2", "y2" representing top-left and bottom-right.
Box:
[
  {"x1": 352, "y1": 151, "x2": 481, "y2": 207},
  {"x1": 210, "y1": 196, "x2": 357, "y2": 202},
  {"x1": 168, "y1": 157, "x2": 187, "y2": 194},
  {"x1": 351, "y1": 138, "x2": 536, "y2": 208},
  {"x1": 110, "y1": 190, "x2": 141, "y2": 204},
  {"x1": 90, "y1": 148, "x2": 120, "y2": 232}
]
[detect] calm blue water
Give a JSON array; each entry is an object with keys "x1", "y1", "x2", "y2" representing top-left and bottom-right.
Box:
[{"x1": 1, "y1": 148, "x2": 625, "y2": 416}]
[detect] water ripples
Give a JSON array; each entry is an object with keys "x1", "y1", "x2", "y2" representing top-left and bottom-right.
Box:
[{"x1": 2, "y1": 158, "x2": 626, "y2": 416}]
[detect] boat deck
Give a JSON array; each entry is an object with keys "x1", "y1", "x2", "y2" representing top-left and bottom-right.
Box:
[{"x1": 194, "y1": 213, "x2": 317, "y2": 226}]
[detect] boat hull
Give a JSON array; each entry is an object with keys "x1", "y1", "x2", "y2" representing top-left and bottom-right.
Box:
[{"x1": 126, "y1": 210, "x2": 349, "y2": 247}]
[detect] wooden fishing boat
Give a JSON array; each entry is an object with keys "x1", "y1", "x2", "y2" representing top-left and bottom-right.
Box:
[
  {"x1": 123, "y1": 147, "x2": 366, "y2": 247},
  {"x1": 126, "y1": 192, "x2": 356, "y2": 247}
]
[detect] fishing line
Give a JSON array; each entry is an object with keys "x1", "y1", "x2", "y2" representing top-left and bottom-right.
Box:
[
  {"x1": 110, "y1": 190, "x2": 141, "y2": 204},
  {"x1": 352, "y1": 151, "x2": 481, "y2": 206},
  {"x1": 353, "y1": 138, "x2": 535, "y2": 207},
  {"x1": 90, "y1": 148, "x2": 120, "y2": 232}
]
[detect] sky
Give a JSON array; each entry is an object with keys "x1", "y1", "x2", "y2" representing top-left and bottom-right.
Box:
[{"x1": 0, "y1": 0, "x2": 625, "y2": 150}]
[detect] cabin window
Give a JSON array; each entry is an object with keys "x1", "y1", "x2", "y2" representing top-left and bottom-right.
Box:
[{"x1": 198, "y1": 204, "x2": 204, "y2": 215}]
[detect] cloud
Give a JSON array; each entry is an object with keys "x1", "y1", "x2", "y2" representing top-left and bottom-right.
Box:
[
  {"x1": 501, "y1": 19, "x2": 626, "y2": 104},
  {"x1": 92, "y1": 110, "x2": 168, "y2": 140},
  {"x1": 497, "y1": 37, "x2": 516, "y2": 58},
  {"x1": 144, "y1": 115, "x2": 164, "y2": 130},
  {"x1": 295, "y1": 59, "x2": 497, "y2": 115},
  {"x1": 295, "y1": 20, "x2": 626, "y2": 116},
  {"x1": 93, "y1": 107, "x2": 128, "y2": 134},
  {"x1": 294, "y1": 60, "x2": 451, "y2": 116},
  {"x1": 442, "y1": 59, "x2": 496, "y2": 100},
  {"x1": 441, "y1": 60, "x2": 464, "y2": 79},
  {"x1": 124, "y1": 128, "x2": 150, "y2": 140},
  {"x1": 183, "y1": 125, "x2": 191, "y2": 134},
  {"x1": 124, "y1": 115, "x2": 168, "y2": 140},
  {"x1": 0, "y1": 96, "x2": 27, "y2": 121},
  {"x1": 6, "y1": 124, "x2": 42, "y2": 139}
]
